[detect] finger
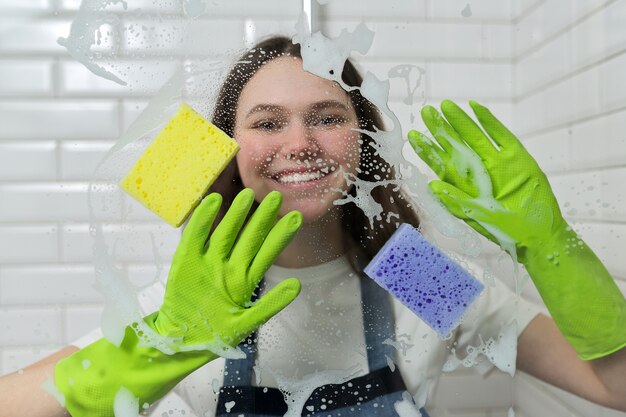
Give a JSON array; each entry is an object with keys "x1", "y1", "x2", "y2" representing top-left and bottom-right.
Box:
[
  {"x1": 407, "y1": 129, "x2": 448, "y2": 178},
  {"x1": 230, "y1": 191, "x2": 282, "y2": 266},
  {"x1": 430, "y1": 181, "x2": 499, "y2": 242},
  {"x1": 179, "y1": 193, "x2": 222, "y2": 255},
  {"x1": 469, "y1": 100, "x2": 522, "y2": 150},
  {"x1": 429, "y1": 180, "x2": 472, "y2": 220},
  {"x1": 420, "y1": 105, "x2": 466, "y2": 155},
  {"x1": 210, "y1": 188, "x2": 255, "y2": 258},
  {"x1": 241, "y1": 278, "x2": 301, "y2": 329},
  {"x1": 440, "y1": 100, "x2": 498, "y2": 160},
  {"x1": 248, "y1": 210, "x2": 303, "y2": 282}
]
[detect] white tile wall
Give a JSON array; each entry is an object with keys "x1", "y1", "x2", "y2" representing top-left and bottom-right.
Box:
[
  {"x1": 0, "y1": 60, "x2": 54, "y2": 96},
  {"x1": 0, "y1": 100, "x2": 120, "y2": 139},
  {"x1": 1, "y1": 1, "x2": 625, "y2": 416},
  {"x1": 511, "y1": 0, "x2": 626, "y2": 416}
]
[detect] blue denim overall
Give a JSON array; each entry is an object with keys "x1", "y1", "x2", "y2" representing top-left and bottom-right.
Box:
[{"x1": 215, "y1": 276, "x2": 430, "y2": 416}]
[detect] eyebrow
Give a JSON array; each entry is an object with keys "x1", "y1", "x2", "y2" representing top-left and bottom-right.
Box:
[{"x1": 244, "y1": 100, "x2": 352, "y2": 119}]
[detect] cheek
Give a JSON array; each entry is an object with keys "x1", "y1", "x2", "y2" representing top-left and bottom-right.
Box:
[
  {"x1": 234, "y1": 138, "x2": 276, "y2": 179},
  {"x1": 322, "y1": 130, "x2": 362, "y2": 168}
]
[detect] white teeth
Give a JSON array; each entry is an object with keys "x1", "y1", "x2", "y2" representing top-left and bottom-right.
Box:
[{"x1": 276, "y1": 171, "x2": 325, "y2": 184}]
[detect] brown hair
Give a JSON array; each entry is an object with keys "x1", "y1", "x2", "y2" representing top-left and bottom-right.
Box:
[{"x1": 210, "y1": 35, "x2": 419, "y2": 274}]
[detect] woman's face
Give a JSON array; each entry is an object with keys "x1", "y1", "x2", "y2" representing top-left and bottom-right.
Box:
[{"x1": 234, "y1": 56, "x2": 361, "y2": 222}]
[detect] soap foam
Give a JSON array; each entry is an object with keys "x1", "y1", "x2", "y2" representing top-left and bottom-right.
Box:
[{"x1": 61, "y1": 1, "x2": 527, "y2": 411}]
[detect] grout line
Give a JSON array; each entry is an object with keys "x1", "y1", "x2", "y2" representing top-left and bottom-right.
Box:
[{"x1": 511, "y1": 0, "x2": 546, "y2": 25}]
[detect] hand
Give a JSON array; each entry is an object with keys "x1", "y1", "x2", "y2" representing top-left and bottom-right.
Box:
[
  {"x1": 407, "y1": 100, "x2": 626, "y2": 360},
  {"x1": 54, "y1": 189, "x2": 303, "y2": 415},
  {"x1": 153, "y1": 188, "x2": 303, "y2": 351},
  {"x1": 408, "y1": 100, "x2": 566, "y2": 263}
]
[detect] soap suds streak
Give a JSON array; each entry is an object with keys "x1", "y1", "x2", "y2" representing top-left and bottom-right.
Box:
[{"x1": 61, "y1": 1, "x2": 527, "y2": 413}]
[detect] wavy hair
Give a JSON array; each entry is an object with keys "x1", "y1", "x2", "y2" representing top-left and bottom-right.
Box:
[{"x1": 209, "y1": 35, "x2": 419, "y2": 274}]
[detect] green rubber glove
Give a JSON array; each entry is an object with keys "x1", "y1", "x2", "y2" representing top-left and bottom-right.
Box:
[
  {"x1": 408, "y1": 100, "x2": 626, "y2": 360},
  {"x1": 54, "y1": 189, "x2": 303, "y2": 416}
]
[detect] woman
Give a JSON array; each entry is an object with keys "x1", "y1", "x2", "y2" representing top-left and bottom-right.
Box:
[{"x1": 1, "y1": 35, "x2": 625, "y2": 417}]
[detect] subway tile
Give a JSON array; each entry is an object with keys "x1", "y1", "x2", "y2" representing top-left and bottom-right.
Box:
[
  {"x1": 429, "y1": 62, "x2": 512, "y2": 99},
  {"x1": 59, "y1": 141, "x2": 116, "y2": 180},
  {"x1": 513, "y1": 0, "x2": 543, "y2": 20},
  {"x1": 242, "y1": 18, "x2": 303, "y2": 46},
  {"x1": 61, "y1": 223, "x2": 179, "y2": 263},
  {"x1": 482, "y1": 24, "x2": 513, "y2": 60},
  {"x1": 119, "y1": 18, "x2": 245, "y2": 57},
  {"x1": 522, "y1": 127, "x2": 572, "y2": 174},
  {"x1": 0, "y1": 0, "x2": 51, "y2": 13},
  {"x1": 0, "y1": 307, "x2": 63, "y2": 346},
  {"x1": 599, "y1": 51, "x2": 626, "y2": 111},
  {"x1": 126, "y1": 262, "x2": 171, "y2": 288},
  {"x1": 0, "y1": 225, "x2": 58, "y2": 263},
  {"x1": 360, "y1": 60, "x2": 427, "y2": 103},
  {"x1": 0, "y1": 346, "x2": 61, "y2": 374},
  {"x1": 514, "y1": 31, "x2": 571, "y2": 97},
  {"x1": 123, "y1": 194, "x2": 171, "y2": 222},
  {"x1": 58, "y1": 0, "x2": 181, "y2": 13},
  {"x1": 0, "y1": 264, "x2": 102, "y2": 305},
  {"x1": 427, "y1": 0, "x2": 513, "y2": 21},
  {"x1": 0, "y1": 60, "x2": 53, "y2": 96},
  {"x1": 514, "y1": 0, "x2": 613, "y2": 58},
  {"x1": 0, "y1": 19, "x2": 71, "y2": 54},
  {"x1": 0, "y1": 141, "x2": 57, "y2": 181},
  {"x1": 122, "y1": 100, "x2": 149, "y2": 131},
  {"x1": 325, "y1": 0, "x2": 426, "y2": 18},
  {"x1": 515, "y1": 66, "x2": 600, "y2": 136},
  {"x1": 0, "y1": 100, "x2": 119, "y2": 140},
  {"x1": 570, "y1": 1, "x2": 626, "y2": 70},
  {"x1": 516, "y1": 1, "x2": 626, "y2": 96},
  {"x1": 523, "y1": 109, "x2": 626, "y2": 173},
  {"x1": 59, "y1": 59, "x2": 181, "y2": 96},
  {"x1": 65, "y1": 305, "x2": 104, "y2": 342},
  {"x1": 0, "y1": 183, "x2": 123, "y2": 222},
  {"x1": 200, "y1": 0, "x2": 300, "y2": 17},
  {"x1": 326, "y1": 20, "x2": 484, "y2": 60}
]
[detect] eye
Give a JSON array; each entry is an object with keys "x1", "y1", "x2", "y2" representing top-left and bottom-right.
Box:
[
  {"x1": 253, "y1": 119, "x2": 282, "y2": 131},
  {"x1": 315, "y1": 114, "x2": 347, "y2": 128}
]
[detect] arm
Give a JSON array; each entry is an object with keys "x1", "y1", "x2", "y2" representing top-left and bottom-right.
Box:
[
  {"x1": 23, "y1": 189, "x2": 301, "y2": 417},
  {"x1": 0, "y1": 346, "x2": 77, "y2": 417},
  {"x1": 518, "y1": 314, "x2": 626, "y2": 411},
  {"x1": 408, "y1": 100, "x2": 626, "y2": 405}
]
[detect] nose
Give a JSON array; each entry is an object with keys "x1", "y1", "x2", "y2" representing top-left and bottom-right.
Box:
[{"x1": 279, "y1": 120, "x2": 320, "y2": 160}]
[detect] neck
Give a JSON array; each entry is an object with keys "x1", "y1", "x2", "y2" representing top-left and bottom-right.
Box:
[{"x1": 274, "y1": 210, "x2": 348, "y2": 268}]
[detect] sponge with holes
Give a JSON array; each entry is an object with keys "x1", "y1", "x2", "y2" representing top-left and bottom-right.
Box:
[
  {"x1": 364, "y1": 223, "x2": 484, "y2": 338},
  {"x1": 120, "y1": 103, "x2": 239, "y2": 227}
]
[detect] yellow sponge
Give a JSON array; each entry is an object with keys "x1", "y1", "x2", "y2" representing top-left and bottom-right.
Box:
[{"x1": 120, "y1": 103, "x2": 239, "y2": 227}]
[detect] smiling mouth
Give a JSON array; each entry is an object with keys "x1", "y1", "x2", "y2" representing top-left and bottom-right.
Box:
[
  {"x1": 272, "y1": 170, "x2": 329, "y2": 184},
  {"x1": 272, "y1": 167, "x2": 334, "y2": 184}
]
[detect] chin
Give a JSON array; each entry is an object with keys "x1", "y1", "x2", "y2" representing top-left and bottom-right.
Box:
[{"x1": 278, "y1": 197, "x2": 343, "y2": 225}]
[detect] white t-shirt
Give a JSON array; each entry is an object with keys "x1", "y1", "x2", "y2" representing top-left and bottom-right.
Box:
[{"x1": 72, "y1": 254, "x2": 541, "y2": 416}]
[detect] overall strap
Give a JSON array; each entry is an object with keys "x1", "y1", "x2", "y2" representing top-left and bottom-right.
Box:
[
  {"x1": 360, "y1": 273, "x2": 397, "y2": 371},
  {"x1": 217, "y1": 273, "x2": 417, "y2": 416}
]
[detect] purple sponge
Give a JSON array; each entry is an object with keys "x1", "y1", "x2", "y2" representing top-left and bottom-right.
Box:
[{"x1": 364, "y1": 223, "x2": 484, "y2": 338}]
